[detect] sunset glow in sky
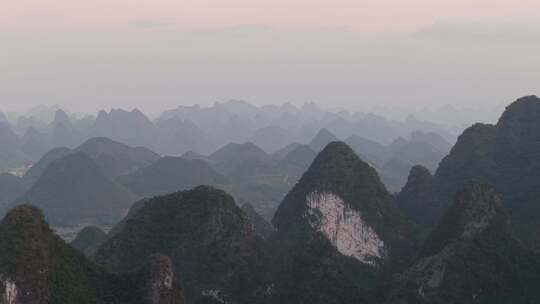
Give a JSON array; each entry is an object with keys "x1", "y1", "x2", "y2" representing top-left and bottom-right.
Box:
[
  {"x1": 4, "y1": 0, "x2": 540, "y2": 32},
  {"x1": 2, "y1": 0, "x2": 540, "y2": 113}
]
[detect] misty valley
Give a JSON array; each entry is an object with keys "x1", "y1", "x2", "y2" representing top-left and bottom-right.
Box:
[{"x1": 1, "y1": 96, "x2": 540, "y2": 304}]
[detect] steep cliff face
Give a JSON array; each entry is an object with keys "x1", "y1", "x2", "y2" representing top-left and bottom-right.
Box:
[
  {"x1": 0, "y1": 205, "x2": 53, "y2": 304},
  {"x1": 305, "y1": 191, "x2": 385, "y2": 265},
  {"x1": 426, "y1": 95, "x2": 540, "y2": 247},
  {"x1": 434, "y1": 123, "x2": 497, "y2": 208},
  {"x1": 138, "y1": 255, "x2": 185, "y2": 304},
  {"x1": 387, "y1": 184, "x2": 540, "y2": 304},
  {"x1": 95, "y1": 186, "x2": 270, "y2": 304},
  {"x1": 0, "y1": 205, "x2": 185, "y2": 304},
  {"x1": 270, "y1": 142, "x2": 414, "y2": 303}
]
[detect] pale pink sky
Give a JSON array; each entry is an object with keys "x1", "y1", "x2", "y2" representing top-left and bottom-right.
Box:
[
  {"x1": 3, "y1": 0, "x2": 540, "y2": 32},
  {"x1": 2, "y1": 0, "x2": 540, "y2": 113}
]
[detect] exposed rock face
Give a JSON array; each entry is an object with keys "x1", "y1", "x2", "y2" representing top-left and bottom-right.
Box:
[
  {"x1": 270, "y1": 142, "x2": 414, "y2": 304},
  {"x1": 0, "y1": 277, "x2": 17, "y2": 304},
  {"x1": 0, "y1": 205, "x2": 185, "y2": 304},
  {"x1": 142, "y1": 255, "x2": 184, "y2": 304},
  {"x1": 273, "y1": 142, "x2": 412, "y2": 262},
  {"x1": 387, "y1": 184, "x2": 540, "y2": 304},
  {"x1": 305, "y1": 191, "x2": 385, "y2": 264},
  {"x1": 396, "y1": 165, "x2": 435, "y2": 226},
  {"x1": 95, "y1": 186, "x2": 269, "y2": 304}
]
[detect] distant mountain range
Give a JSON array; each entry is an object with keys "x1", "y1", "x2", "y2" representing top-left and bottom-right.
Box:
[
  {"x1": 2, "y1": 96, "x2": 540, "y2": 303},
  {"x1": 0, "y1": 100, "x2": 458, "y2": 174},
  {"x1": 5, "y1": 96, "x2": 540, "y2": 304},
  {"x1": 0, "y1": 124, "x2": 452, "y2": 227}
]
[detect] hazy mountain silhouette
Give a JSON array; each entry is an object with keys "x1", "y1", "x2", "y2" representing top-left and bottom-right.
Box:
[
  {"x1": 118, "y1": 156, "x2": 227, "y2": 197},
  {"x1": 15, "y1": 152, "x2": 138, "y2": 226},
  {"x1": 308, "y1": 128, "x2": 340, "y2": 152},
  {"x1": 75, "y1": 137, "x2": 160, "y2": 178}
]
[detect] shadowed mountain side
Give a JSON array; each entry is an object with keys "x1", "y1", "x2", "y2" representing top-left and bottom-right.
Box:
[
  {"x1": 118, "y1": 157, "x2": 228, "y2": 197},
  {"x1": 270, "y1": 141, "x2": 415, "y2": 304},
  {"x1": 401, "y1": 96, "x2": 540, "y2": 248},
  {"x1": 14, "y1": 152, "x2": 138, "y2": 226},
  {"x1": 0, "y1": 205, "x2": 185, "y2": 304},
  {"x1": 387, "y1": 184, "x2": 540, "y2": 303},
  {"x1": 95, "y1": 186, "x2": 271, "y2": 304}
]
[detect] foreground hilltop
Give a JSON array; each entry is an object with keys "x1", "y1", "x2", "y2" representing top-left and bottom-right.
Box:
[
  {"x1": 271, "y1": 141, "x2": 415, "y2": 303},
  {"x1": 0, "y1": 205, "x2": 184, "y2": 304},
  {"x1": 389, "y1": 184, "x2": 540, "y2": 303},
  {"x1": 4, "y1": 95, "x2": 540, "y2": 303},
  {"x1": 95, "y1": 186, "x2": 270, "y2": 304},
  {"x1": 399, "y1": 95, "x2": 540, "y2": 248}
]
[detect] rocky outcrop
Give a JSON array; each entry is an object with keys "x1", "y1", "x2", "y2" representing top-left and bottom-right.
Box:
[
  {"x1": 0, "y1": 205, "x2": 185, "y2": 304},
  {"x1": 95, "y1": 186, "x2": 270, "y2": 304},
  {"x1": 305, "y1": 191, "x2": 385, "y2": 264},
  {"x1": 270, "y1": 141, "x2": 414, "y2": 303},
  {"x1": 424, "y1": 95, "x2": 540, "y2": 248},
  {"x1": 387, "y1": 184, "x2": 540, "y2": 304},
  {"x1": 140, "y1": 255, "x2": 184, "y2": 304}
]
